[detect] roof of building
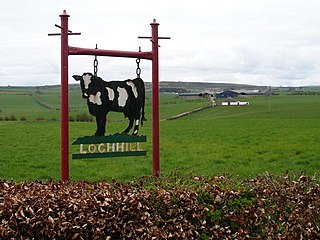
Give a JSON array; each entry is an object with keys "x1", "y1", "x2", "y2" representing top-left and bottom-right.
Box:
[
  {"x1": 178, "y1": 92, "x2": 214, "y2": 97},
  {"x1": 233, "y1": 90, "x2": 261, "y2": 94},
  {"x1": 178, "y1": 93, "x2": 202, "y2": 96}
]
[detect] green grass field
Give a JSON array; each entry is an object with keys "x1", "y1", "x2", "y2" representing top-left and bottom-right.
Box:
[{"x1": 0, "y1": 87, "x2": 319, "y2": 181}]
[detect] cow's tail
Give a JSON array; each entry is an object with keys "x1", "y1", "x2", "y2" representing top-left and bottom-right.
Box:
[
  {"x1": 140, "y1": 78, "x2": 147, "y2": 126},
  {"x1": 141, "y1": 103, "x2": 147, "y2": 126}
]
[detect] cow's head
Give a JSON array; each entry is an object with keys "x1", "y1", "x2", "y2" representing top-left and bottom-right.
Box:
[{"x1": 73, "y1": 73, "x2": 95, "y2": 99}]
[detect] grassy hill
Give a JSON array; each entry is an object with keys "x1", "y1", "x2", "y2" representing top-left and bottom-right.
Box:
[{"x1": 0, "y1": 85, "x2": 319, "y2": 181}]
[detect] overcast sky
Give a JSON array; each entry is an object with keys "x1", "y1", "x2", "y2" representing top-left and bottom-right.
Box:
[{"x1": 1, "y1": 0, "x2": 320, "y2": 86}]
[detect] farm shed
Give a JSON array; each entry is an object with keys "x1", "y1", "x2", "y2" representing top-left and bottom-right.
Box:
[
  {"x1": 263, "y1": 88, "x2": 273, "y2": 96},
  {"x1": 215, "y1": 89, "x2": 269, "y2": 98},
  {"x1": 237, "y1": 89, "x2": 273, "y2": 96},
  {"x1": 236, "y1": 90, "x2": 263, "y2": 96},
  {"x1": 215, "y1": 90, "x2": 239, "y2": 98},
  {"x1": 178, "y1": 92, "x2": 213, "y2": 98}
]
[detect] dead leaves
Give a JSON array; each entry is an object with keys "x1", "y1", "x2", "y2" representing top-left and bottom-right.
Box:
[{"x1": 0, "y1": 175, "x2": 319, "y2": 239}]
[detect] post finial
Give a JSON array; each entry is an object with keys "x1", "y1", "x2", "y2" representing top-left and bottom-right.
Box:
[
  {"x1": 60, "y1": 10, "x2": 70, "y2": 17},
  {"x1": 151, "y1": 19, "x2": 159, "y2": 26}
]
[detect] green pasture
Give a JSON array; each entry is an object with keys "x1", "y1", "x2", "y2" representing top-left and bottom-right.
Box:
[{"x1": 0, "y1": 87, "x2": 319, "y2": 181}]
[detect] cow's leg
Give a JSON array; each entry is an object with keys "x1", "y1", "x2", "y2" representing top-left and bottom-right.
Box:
[
  {"x1": 132, "y1": 119, "x2": 140, "y2": 135},
  {"x1": 123, "y1": 118, "x2": 134, "y2": 134},
  {"x1": 94, "y1": 115, "x2": 106, "y2": 136}
]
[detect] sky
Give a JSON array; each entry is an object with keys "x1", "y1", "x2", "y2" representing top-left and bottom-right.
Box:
[{"x1": 1, "y1": 0, "x2": 320, "y2": 87}]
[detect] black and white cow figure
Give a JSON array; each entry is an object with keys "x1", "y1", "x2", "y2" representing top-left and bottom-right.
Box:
[{"x1": 73, "y1": 73, "x2": 146, "y2": 136}]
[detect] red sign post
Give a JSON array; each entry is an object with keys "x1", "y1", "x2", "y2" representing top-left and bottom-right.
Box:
[
  {"x1": 49, "y1": 10, "x2": 169, "y2": 180},
  {"x1": 151, "y1": 20, "x2": 160, "y2": 177},
  {"x1": 60, "y1": 11, "x2": 69, "y2": 181}
]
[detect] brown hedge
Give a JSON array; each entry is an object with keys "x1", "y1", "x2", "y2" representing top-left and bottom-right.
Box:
[{"x1": 0, "y1": 175, "x2": 319, "y2": 239}]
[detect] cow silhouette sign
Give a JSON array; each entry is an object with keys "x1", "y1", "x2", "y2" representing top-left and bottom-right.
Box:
[{"x1": 73, "y1": 73, "x2": 146, "y2": 136}]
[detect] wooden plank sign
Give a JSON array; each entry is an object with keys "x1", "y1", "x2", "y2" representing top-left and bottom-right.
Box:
[{"x1": 72, "y1": 133, "x2": 147, "y2": 159}]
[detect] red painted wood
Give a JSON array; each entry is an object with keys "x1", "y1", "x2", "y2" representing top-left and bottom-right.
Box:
[
  {"x1": 60, "y1": 10, "x2": 69, "y2": 181},
  {"x1": 69, "y1": 47, "x2": 153, "y2": 60},
  {"x1": 151, "y1": 19, "x2": 160, "y2": 177}
]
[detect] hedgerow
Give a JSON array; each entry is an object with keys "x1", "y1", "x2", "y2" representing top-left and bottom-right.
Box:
[{"x1": 0, "y1": 174, "x2": 319, "y2": 239}]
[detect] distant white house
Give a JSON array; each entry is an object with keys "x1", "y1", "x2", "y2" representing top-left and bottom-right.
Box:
[
  {"x1": 221, "y1": 97, "x2": 249, "y2": 106},
  {"x1": 222, "y1": 101, "x2": 249, "y2": 106}
]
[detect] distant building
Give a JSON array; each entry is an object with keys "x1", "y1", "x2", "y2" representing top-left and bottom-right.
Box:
[
  {"x1": 215, "y1": 90, "x2": 238, "y2": 98},
  {"x1": 236, "y1": 90, "x2": 263, "y2": 96},
  {"x1": 263, "y1": 88, "x2": 273, "y2": 96},
  {"x1": 222, "y1": 101, "x2": 250, "y2": 106},
  {"x1": 221, "y1": 97, "x2": 249, "y2": 106},
  {"x1": 178, "y1": 92, "x2": 214, "y2": 98},
  {"x1": 215, "y1": 89, "x2": 271, "y2": 98}
]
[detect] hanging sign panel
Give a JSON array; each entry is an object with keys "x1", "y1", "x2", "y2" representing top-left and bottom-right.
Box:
[{"x1": 72, "y1": 133, "x2": 147, "y2": 159}]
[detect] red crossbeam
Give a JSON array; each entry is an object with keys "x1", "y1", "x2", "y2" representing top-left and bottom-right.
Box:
[{"x1": 68, "y1": 46, "x2": 153, "y2": 60}]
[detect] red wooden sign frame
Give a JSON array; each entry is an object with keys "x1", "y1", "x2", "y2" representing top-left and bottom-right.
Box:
[{"x1": 49, "y1": 10, "x2": 170, "y2": 180}]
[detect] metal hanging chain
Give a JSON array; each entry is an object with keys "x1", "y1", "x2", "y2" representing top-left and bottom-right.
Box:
[
  {"x1": 135, "y1": 46, "x2": 142, "y2": 78},
  {"x1": 93, "y1": 44, "x2": 98, "y2": 76},
  {"x1": 136, "y1": 58, "x2": 141, "y2": 78}
]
